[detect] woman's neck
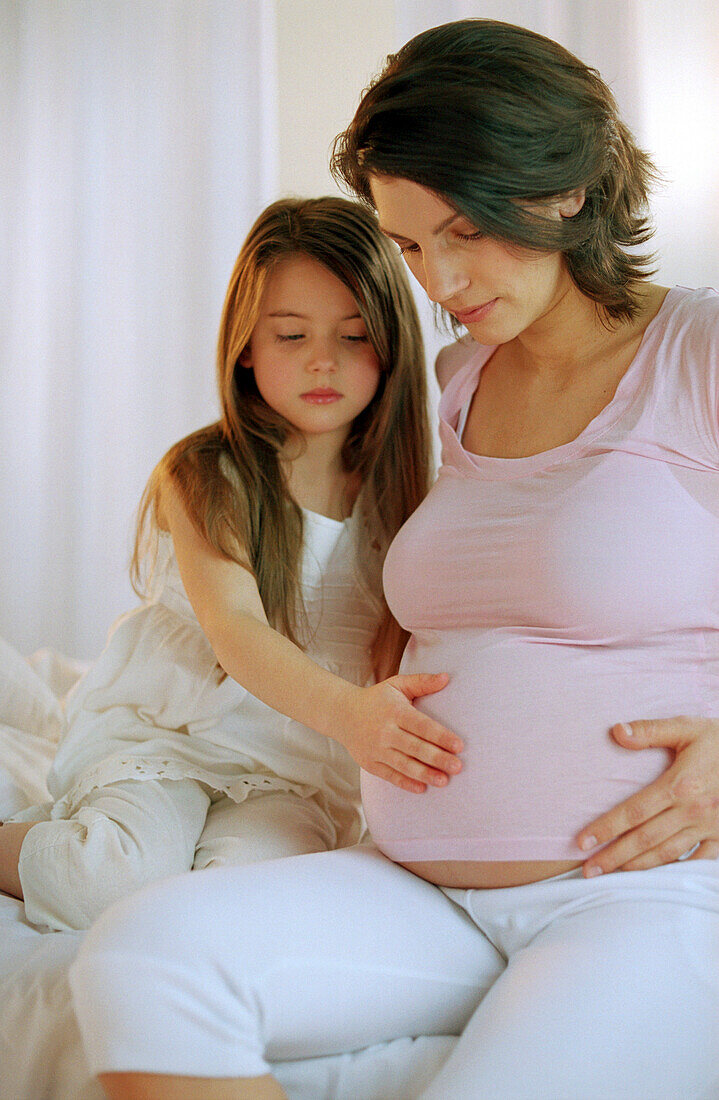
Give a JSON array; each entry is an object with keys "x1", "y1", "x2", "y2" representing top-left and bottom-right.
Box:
[
  {"x1": 510, "y1": 282, "x2": 668, "y2": 386},
  {"x1": 462, "y1": 283, "x2": 670, "y2": 461}
]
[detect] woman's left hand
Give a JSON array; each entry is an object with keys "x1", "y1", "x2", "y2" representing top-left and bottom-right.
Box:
[{"x1": 577, "y1": 718, "x2": 719, "y2": 876}]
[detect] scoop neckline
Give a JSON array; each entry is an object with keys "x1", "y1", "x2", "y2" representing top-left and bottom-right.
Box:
[
  {"x1": 443, "y1": 285, "x2": 679, "y2": 479},
  {"x1": 301, "y1": 506, "x2": 353, "y2": 527}
]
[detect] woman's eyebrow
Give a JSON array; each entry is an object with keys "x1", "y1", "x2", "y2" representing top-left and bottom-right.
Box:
[{"x1": 379, "y1": 213, "x2": 461, "y2": 241}]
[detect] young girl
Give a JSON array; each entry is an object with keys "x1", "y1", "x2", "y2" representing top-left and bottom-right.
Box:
[{"x1": 0, "y1": 196, "x2": 462, "y2": 932}]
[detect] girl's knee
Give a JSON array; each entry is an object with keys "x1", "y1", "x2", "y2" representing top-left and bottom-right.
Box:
[
  {"x1": 19, "y1": 782, "x2": 208, "y2": 929},
  {"x1": 194, "y1": 793, "x2": 337, "y2": 869}
]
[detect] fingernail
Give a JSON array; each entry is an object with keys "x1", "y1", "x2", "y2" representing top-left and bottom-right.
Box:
[
  {"x1": 585, "y1": 865, "x2": 603, "y2": 878},
  {"x1": 579, "y1": 835, "x2": 597, "y2": 852},
  {"x1": 616, "y1": 722, "x2": 633, "y2": 737},
  {"x1": 448, "y1": 758, "x2": 462, "y2": 773}
]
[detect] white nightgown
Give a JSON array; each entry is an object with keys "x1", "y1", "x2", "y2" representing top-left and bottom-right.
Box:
[{"x1": 11, "y1": 508, "x2": 383, "y2": 929}]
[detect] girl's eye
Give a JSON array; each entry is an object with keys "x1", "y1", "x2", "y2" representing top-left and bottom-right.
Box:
[
  {"x1": 275, "y1": 333, "x2": 304, "y2": 342},
  {"x1": 398, "y1": 243, "x2": 420, "y2": 255},
  {"x1": 342, "y1": 334, "x2": 368, "y2": 343},
  {"x1": 456, "y1": 230, "x2": 483, "y2": 243}
]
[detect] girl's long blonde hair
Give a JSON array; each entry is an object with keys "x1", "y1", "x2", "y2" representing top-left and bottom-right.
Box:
[{"x1": 132, "y1": 196, "x2": 430, "y2": 676}]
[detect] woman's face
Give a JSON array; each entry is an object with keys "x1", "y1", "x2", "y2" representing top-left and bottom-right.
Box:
[{"x1": 370, "y1": 175, "x2": 581, "y2": 346}]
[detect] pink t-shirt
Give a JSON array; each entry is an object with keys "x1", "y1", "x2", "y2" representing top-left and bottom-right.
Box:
[{"x1": 362, "y1": 286, "x2": 719, "y2": 861}]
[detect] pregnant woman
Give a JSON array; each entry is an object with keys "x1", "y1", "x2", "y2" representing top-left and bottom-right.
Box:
[{"x1": 70, "y1": 20, "x2": 719, "y2": 1099}]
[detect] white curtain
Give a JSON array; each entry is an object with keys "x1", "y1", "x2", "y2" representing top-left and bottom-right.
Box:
[
  {"x1": 3, "y1": 1, "x2": 716, "y2": 661},
  {"x1": 1, "y1": 0, "x2": 277, "y2": 659},
  {"x1": 395, "y1": 1, "x2": 719, "y2": 293}
]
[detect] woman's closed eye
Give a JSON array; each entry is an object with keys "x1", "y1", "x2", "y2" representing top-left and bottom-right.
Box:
[{"x1": 396, "y1": 230, "x2": 483, "y2": 255}]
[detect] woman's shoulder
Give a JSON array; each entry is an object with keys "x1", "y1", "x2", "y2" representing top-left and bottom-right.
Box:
[
  {"x1": 646, "y1": 288, "x2": 719, "y2": 458},
  {"x1": 434, "y1": 334, "x2": 479, "y2": 391},
  {"x1": 656, "y1": 286, "x2": 719, "y2": 349},
  {"x1": 649, "y1": 286, "x2": 719, "y2": 402},
  {"x1": 434, "y1": 337, "x2": 495, "y2": 427}
]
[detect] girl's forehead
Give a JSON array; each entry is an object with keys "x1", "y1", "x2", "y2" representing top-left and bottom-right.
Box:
[{"x1": 259, "y1": 254, "x2": 361, "y2": 317}]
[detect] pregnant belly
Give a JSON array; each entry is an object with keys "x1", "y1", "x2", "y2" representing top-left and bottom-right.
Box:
[
  {"x1": 399, "y1": 857, "x2": 584, "y2": 888},
  {"x1": 362, "y1": 632, "x2": 680, "y2": 886}
]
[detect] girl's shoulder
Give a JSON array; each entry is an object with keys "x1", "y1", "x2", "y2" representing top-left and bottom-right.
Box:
[
  {"x1": 144, "y1": 530, "x2": 182, "y2": 597},
  {"x1": 217, "y1": 447, "x2": 244, "y2": 488}
]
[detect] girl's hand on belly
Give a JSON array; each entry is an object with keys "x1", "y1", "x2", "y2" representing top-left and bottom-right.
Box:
[
  {"x1": 333, "y1": 674, "x2": 463, "y2": 793},
  {"x1": 578, "y1": 717, "x2": 719, "y2": 875}
]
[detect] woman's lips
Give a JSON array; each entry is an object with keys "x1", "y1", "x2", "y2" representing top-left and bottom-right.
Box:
[
  {"x1": 451, "y1": 299, "x2": 498, "y2": 325},
  {"x1": 300, "y1": 389, "x2": 342, "y2": 404}
]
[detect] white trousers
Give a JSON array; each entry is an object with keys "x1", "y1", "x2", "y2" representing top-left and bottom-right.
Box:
[
  {"x1": 17, "y1": 782, "x2": 336, "y2": 930},
  {"x1": 70, "y1": 845, "x2": 719, "y2": 1100}
]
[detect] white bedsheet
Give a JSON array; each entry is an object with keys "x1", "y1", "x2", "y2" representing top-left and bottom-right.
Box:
[{"x1": 0, "y1": 644, "x2": 456, "y2": 1099}]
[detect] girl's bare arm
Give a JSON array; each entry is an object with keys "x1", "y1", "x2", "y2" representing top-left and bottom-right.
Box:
[{"x1": 163, "y1": 483, "x2": 462, "y2": 793}]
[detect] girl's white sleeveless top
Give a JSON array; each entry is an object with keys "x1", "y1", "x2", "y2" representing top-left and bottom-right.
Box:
[{"x1": 45, "y1": 510, "x2": 384, "y2": 845}]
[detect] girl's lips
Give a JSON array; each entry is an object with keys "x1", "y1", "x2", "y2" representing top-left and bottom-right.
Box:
[
  {"x1": 451, "y1": 299, "x2": 498, "y2": 325},
  {"x1": 300, "y1": 390, "x2": 342, "y2": 404}
]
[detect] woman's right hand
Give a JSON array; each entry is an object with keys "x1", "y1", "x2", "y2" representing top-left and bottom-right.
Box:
[{"x1": 334, "y1": 674, "x2": 463, "y2": 792}]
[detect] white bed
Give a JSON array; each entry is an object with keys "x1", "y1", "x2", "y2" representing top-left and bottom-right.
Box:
[{"x1": 0, "y1": 641, "x2": 456, "y2": 1100}]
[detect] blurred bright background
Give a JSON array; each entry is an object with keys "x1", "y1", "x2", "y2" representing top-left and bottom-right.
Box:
[{"x1": 2, "y1": 0, "x2": 718, "y2": 659}]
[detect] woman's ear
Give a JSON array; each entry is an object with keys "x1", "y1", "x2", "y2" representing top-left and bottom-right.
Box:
[
  {"x1": 238, "y1": 345, "x2": 253, "y2": 369},
  {"x1": 557, "y1": 188, "x2": 586, "y2": 218}
]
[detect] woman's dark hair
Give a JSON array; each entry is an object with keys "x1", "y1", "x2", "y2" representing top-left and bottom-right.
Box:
[{"x1": 332, "y1": 19, "x2": 660, "y2": 322}]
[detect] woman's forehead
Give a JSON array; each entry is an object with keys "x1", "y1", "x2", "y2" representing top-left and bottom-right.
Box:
[{"x1": 370, "y1": 176, "x2": 461, "y2": 239}]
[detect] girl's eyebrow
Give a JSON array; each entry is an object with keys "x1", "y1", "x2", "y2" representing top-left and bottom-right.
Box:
[
  {"x1": 379, "y1": 213, "x2": 461, "y2": 242},
  {"x1": 266, "y1": 311, "x2": 362, "y2": 320}
]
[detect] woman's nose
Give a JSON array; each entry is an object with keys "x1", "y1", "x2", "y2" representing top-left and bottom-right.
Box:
[{"x1": 422, "y1": 252, "x2": 471, "y2": 305}]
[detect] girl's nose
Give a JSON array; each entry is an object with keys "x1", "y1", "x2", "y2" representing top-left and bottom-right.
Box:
[{"x1": 308, "y1": 338, "x2": 337, "y2": 371}]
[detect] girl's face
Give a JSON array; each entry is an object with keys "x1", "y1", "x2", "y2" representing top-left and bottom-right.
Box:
[
  {"x1": 370, "y1": 175, "x2": 582, "y2": 346},
  {"x1": 242, "y1": 254, "x2": 381, "y2": 446}
]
